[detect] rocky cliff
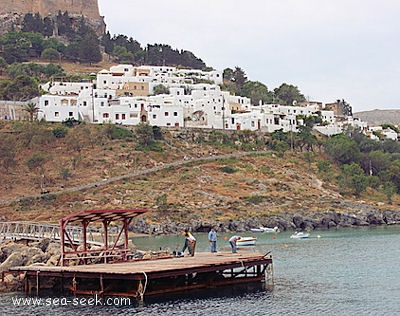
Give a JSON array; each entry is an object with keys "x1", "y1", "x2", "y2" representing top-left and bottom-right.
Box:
[
  {"x1": 0, "y1": 0, "x2": 105, "y2": 35},
  {"x1": 1, "y1": 0, "x2": 101, "y2": 20}
]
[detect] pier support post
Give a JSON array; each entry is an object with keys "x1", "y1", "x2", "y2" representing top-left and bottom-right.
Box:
[
  {"x1": 36, "y1": 271, "x2": 40, "y2": 296},
  {"x1": 265, "y1": 263, "x2": 274, "y2": 286}
]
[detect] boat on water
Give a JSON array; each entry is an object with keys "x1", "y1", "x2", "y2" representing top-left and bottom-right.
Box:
[
  {"x1": 250, "y1": 226, "x2": 280, "y2": 233},
  {"x1": 236, "y1": 236, "x2": 257, "y2": 247},
  {"x1": 290, "y1": 232, "x2": 310, "y2": 239}
]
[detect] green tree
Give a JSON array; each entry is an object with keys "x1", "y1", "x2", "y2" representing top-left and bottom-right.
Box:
[
  {"x1": 0, "y1": 32, "x2": 31, "y2": 63},
  {"x1": 22, "y1": 13, "x2": 43, "y2": 33},
  {"x1": 296, "y1": 125, "x2": 316, "y2": 152},
  {"x1": 52, "y1": 126, "x2": 68, "y2": 138},
  {"x1": 41, "y1": 48, "x2": 60, "y2": 61},
  {"x1": 232, "y1": 66, "x2": 247, "y2": 87},
  {"x1": 340, "y1": 163, "x2": 368, "y2": 197},
  {"x1": 388, "y1": 160, "x2": 400, "y2": 192},
  {"x1": 271, "y1": 140, "x2": 290, "y2": 157},
  {"x1": 2, "y1": 75, "x2": 38, "y2": 101},
  {"x1": 42, "y1": 17, "x2": 54, "y2": 37},
  {"x1": 135, "y1": 123, "x2": 154, "y2": 146},
  {"x1": 325, "y1": 134, "x2": 361, "y2": 165},
  {"x1": 223, "y1": 68, "x2": 234, "y2": 81},
  {"x1": 112, "y1": 46, "x2": 135, "y2": 64},
  {"x1": 23, "y1": 102, "x2": 41, "y2": 121},
  {"x1": 241, "y1": 81, "x2": 273, "y2": 105},
  {"x1": 153, "y1": 84, "x2": 169, "y2": 95},
  {"x1": 78, "y1": 32, "x2": 102, "y2": 63},
  {"x1": 0, "y1": 57, "x2": 7, "y2": 75},
  {"x1": 365, "y1": 150, "x2": 391, "y2": 176},
  {"x1": 26, "y1": 151, "x2": 47, "y2": 172},
  {"x1": 382, "y1": 181, "x2": 397, "y2": 204},
  {"x1": 274, "y1": 83, "x2": 306, "y2": 106}
]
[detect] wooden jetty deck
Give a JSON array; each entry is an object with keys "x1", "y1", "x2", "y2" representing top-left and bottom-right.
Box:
[{"x1": 9, "y1": 252, "x2": 273, "y2": 301}]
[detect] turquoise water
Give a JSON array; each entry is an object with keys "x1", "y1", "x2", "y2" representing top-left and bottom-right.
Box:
[{"x1": 1, "y1": 226, "x2": 400, "y2": 315}]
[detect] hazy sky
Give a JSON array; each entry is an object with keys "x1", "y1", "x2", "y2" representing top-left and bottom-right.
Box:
[{"x1": 98, "y1": 0, "x2": 400, "y2": 112}]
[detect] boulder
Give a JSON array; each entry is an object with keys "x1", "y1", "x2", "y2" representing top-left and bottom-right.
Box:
[
  {"x1": 46, "y1": 254, "x2": 61, "y2": 266},
  {"x1": 0, "y1": 248, "x2": 5, "y2": 263},
  {"x1": 36, "y1": 238, "x2": 51, "y2": 252},
  {"x1": 45, "y1": 242, "x2": 62, "y2": 256},
  {"x1": 0, "y1": 252, "x2": 24, "y2": 272}
]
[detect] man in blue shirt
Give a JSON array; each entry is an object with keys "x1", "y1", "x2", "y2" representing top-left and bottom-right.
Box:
[{"x1": 208, "y1": 227, "x2": 218, "y2": 253}]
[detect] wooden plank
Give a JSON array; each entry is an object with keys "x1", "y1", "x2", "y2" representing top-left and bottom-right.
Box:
[{"x1": 10, "y1": 252, "x2": 270, "y2": 276}]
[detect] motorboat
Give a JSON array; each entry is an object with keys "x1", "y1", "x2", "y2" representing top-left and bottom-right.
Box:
[
  {"x1": 290, "y1": 232, "x2": 310, "y2": 239},
  {"x1": 250, "y1": 226, "x2": 280, "y2": 233},
  {"x1": 236, "y1": 236, "x2": 257, "y2": 247}
]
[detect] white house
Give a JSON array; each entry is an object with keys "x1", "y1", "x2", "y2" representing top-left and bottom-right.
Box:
[{"x1": 35, "y1": 64, "x2": 375, "y2": 138}]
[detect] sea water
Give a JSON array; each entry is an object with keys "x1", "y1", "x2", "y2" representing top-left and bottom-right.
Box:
[{"x1": 1, "y1": 226, "x2": 399, "y2": 315}]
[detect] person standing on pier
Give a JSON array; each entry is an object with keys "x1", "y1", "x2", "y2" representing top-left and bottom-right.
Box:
[
  {"x1": 229, "y1": 235, "x2": 241, "y2": 253},
  {"x1": 182, "y1": 229, "x2": 196, "y2": 256},
  {"x1": 208, "y1": 227, "x2": 218, "y2": 253}
]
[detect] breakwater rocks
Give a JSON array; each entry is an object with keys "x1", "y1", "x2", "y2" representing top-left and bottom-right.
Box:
[
  {"x1": 0, "y1": 239, "x2": 169, "y2": 292},
  {"x1": 131, "y1": 204, "x2": 400, "y2": 235},
  {"x1": 0, "y1": 238, "x2": 61, "y2": 292}
]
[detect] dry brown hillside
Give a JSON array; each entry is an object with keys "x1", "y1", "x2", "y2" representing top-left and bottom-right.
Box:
[{"x1": 0, "y1": 121, "x2": 396, "y2": 227}]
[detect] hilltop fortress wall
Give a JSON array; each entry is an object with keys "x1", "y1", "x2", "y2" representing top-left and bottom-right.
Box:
[{"x1": 0, "y1": 0, "x2": 101, "y2": 20}]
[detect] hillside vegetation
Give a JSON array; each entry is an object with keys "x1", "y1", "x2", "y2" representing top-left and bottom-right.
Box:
[{"x1": 0, "y1": 120, "x2": 399, "y2": 230}]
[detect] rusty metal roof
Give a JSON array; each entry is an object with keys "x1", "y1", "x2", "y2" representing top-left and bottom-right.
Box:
[{"x1": 60, "y1": 209, "x2": 148, "y2": 224}]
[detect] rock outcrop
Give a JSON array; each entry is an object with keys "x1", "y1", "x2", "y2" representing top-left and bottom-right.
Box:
[
  {"x1": 0, "y1": 0, "x2": 105, "y2": 35},
  {"x1": 0, "y1": 0, "x2": 101, "y2": 20}
]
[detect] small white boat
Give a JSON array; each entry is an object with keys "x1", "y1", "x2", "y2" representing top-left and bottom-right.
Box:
[
  {"x1": 290, "y1": 232, "x2": 310, "y2": 239},
  {"x1": 250, "y1": 228, "x2": 265, "y2": 233},
  {"x1": 236, "y1": 236, "x2": 257, "y2": 247},
  {"x1": 250, "y1": 226, "x2": 280, "y2": 233}
]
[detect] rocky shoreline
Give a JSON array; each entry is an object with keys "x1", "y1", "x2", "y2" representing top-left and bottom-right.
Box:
[
  {"x1": 1, "y1": 202, "x2": 399, "y2": 293},
  {"x1": 131, "y1": 202, "x2": 400, "y2": 235}
]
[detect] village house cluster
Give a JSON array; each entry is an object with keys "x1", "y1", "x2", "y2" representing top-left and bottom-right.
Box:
[{"x1": 1, "y1": 64, "x2": 398, "y2": 140}]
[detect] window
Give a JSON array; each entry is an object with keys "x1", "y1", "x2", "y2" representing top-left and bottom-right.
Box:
[
  {"x1": 153, "y1": 114, "x2": 157, "y2": 119},
  {"x1": 100, "y1": 102, "x2": 104, "y2": 106},
  {"x1": 165, "y1": 112, "x2": 169, "y2": 117},
  {"x1": 115, "y1": 114, "x2": 120, "y2": 120},
  {"x1": 69, "y1": 112, "x2": 73, "y2": 117},
  {"x1": 173, "y1": 112, "x2": 178, "y2": 116},
  {"x1": 83, "y1": 101, "x2": 87, "y2": 106},
  {"x1": 103, "y1": 113, "x2": 109, "y2": 118},
  {"x1": 55, "y1": 112, "x2": 59, "y2": 117},
  {"x1": 122, "y1": 114, "x2": 126, "y2": 120},
  {"x1": 44, "y1": 100, "x2": 49, "y2": 106}
]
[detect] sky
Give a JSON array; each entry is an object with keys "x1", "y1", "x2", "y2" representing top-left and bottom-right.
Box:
[{"x1": 98, "y1": 0, "x2": 400, "y2": 113}]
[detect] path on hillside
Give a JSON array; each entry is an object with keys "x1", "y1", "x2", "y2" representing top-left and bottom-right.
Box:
[{"x1": 0, "y1": 151, "x2": 263, "y2": 206}]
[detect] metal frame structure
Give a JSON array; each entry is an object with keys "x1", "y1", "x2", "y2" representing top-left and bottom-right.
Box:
[
  {"x1": 0, "y1": 221, "x2": 100, "y2": 245},
  {"x1": 59, "y1": 209, "x2": 148, "y2": 266}
]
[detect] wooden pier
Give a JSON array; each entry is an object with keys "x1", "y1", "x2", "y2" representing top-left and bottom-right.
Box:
[
  {"x1": 9, "y1": 252, "x2": 273, "y2": 301},
  {"x1": 4, "y1": 210, "x2": 273, "y2": 301}
]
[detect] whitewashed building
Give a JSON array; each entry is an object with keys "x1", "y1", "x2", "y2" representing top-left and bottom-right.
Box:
[{"x1": 36, "y1": 64, "x2": 372, "y2": 137}]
